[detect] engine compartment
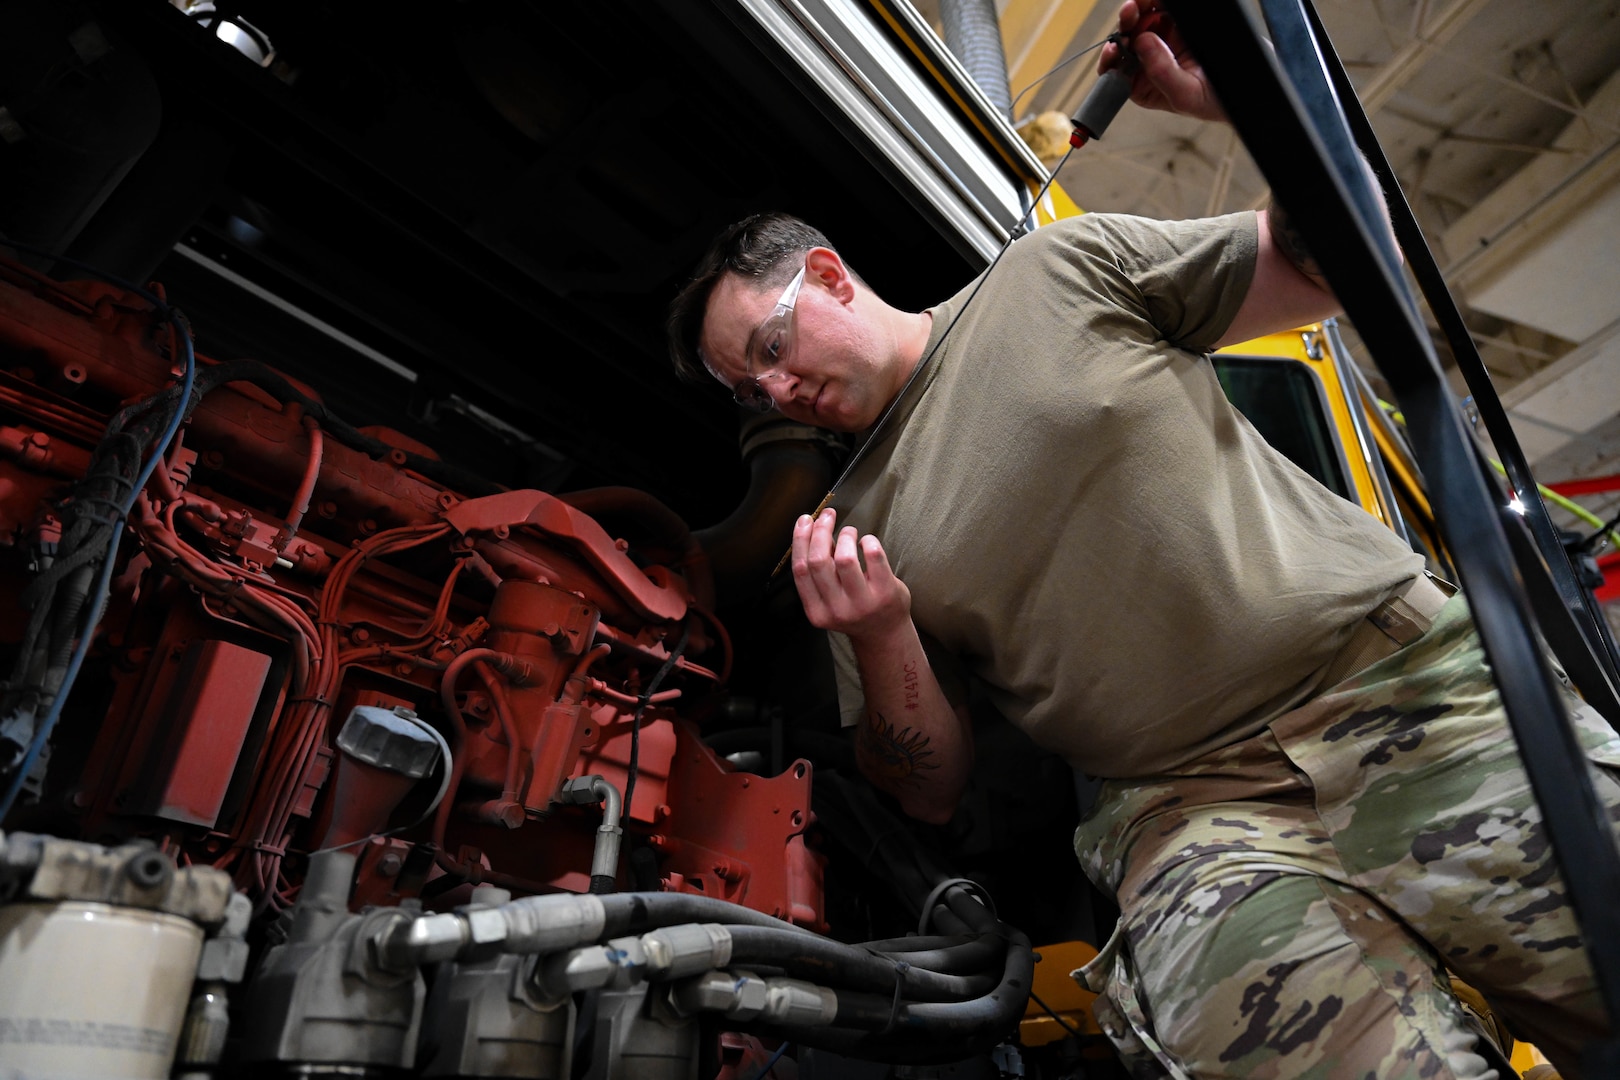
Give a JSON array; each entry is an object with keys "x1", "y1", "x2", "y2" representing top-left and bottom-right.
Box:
[
  {"x1": 0, "y1": 246, "x2": 1088, "y2": 1077},
  {"x1": 0, "y1": 3, "x2": 1097, "y2": 1075},
  {"x1": 0, "y1": 256, "x2": 820, "y2": 907}
]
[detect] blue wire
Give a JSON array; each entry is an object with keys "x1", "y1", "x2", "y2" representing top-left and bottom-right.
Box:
[
  {"x1": 0, "y1": 242, "x2": 197, "y2": 820},
  {"x1": 749, "y1": 1041, "x2": 791, "y2": 1080}
]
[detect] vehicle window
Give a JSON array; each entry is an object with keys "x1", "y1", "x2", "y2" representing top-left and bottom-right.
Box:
[{"x1": 1213, "y1": 355, "x2": 1351, "y2": 501}]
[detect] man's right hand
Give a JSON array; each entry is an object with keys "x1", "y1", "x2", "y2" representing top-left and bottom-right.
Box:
[
  {"x1": 791, "y1": 508, "x2": 911, "y2": 644},
  {"x1": 1099, "y1": 1, "x2": 1227, "y2": 123},
  {"x1": 792, "y1": 507, "x2": 972, "y2": 825}
]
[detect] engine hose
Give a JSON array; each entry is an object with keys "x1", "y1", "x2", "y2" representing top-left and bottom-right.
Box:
[
  {"x1": 869, "y1": 937, "x2": 1005, "y2": 976},
  {"x1": 749, "y1": 924, "x2": 1033, "y2": 1062},
  {"x1": 596, "y1": 892, "x2": 822, "y2": 939},
  {"x1": 724, "y1": 925, "x2": 1001, "y2": 1002},
  {"x1": 861, "y1": 932, "x2": 980, "y2": 953},
  {"x1": 902, "y1": 924, "x2": 1030, "y2": 1029},
  {"x1": 828, "y1": 987, "x2": 946, "y2": 1030},
  {"x1": 939, "y1": 884, "x2": 1001, "y2": 935}
]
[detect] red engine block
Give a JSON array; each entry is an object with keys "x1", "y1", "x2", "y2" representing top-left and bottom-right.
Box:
[{"x1": 0, "y1": 258, "x2": 824, "y2": 928}]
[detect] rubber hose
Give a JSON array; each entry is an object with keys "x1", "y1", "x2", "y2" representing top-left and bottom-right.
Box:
[
  {"x1": 764, "y1": 924, "x2": 1033, "y2": 1060},
  {"x1": 596, "y1": 892, "x2": 822, "y2": 939},
  {"x1": 905, "y1": 936, "x2": 1031, "y2": 1031},
  {"x1": 870, "y1": 937, "x2": 1005, "y2": 975},
  {"x1": 725, "y1": 924, "x2": 1001, "y2": 1002}
]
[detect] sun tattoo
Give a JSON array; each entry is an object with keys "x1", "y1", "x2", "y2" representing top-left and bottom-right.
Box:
[{"x1": 858, "y1": 711, "x2": 940, "y2": 788}]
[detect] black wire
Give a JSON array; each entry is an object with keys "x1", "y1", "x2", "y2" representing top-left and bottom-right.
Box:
[
  {"x1": 621, "y1": 622, "x2": 690, "y2": 819},
  {"x1": 1010, "y1": 36, "x2": 1113, "y2": 119},
  {"x1": 1578, "y1": 507, "x2": 1620, "y2": 554},
  {"x1": 1028, "y1": 989, "x2": 1085, "y2": 1040}
]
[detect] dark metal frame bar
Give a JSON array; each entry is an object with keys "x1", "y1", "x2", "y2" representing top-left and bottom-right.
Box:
[
  {"x1": 1165, "y1": 0, "x2": 1620, "y2": 1066},
  {"x1": 1290, "y1": 1, "x2": 1620, "y2": 722}
]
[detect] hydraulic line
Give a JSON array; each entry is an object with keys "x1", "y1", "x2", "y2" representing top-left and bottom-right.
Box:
[
  {"x1": 597, "y1": 891, "x2": 825, "y2": 940},
  {"x1": 867, "y1": 936, "x2": 1005, "y2": 976},
  {"x1": 282, "y1": 416, "x2": 323, "y2": 545},
  {"x1": 557, "y1": 775, "x2": 625, "y2": 895},
  {"x1": 724, "y1": 924, "x2": 1002, "y2": 1002},
  {"x1": 739, "y1": 919, "x2": 1032, "y2": 1062}
]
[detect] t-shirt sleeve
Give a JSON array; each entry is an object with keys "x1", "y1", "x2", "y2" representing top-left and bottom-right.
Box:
[{"x1": 1073, "y1": 211, "x2": 1259, "y2": 351}]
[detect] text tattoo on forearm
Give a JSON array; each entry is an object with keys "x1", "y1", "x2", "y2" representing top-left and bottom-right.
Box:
[
  {"x1": 903, "y1": 660, "x2": 920, "y2": 710},
  {"x1": 857, "y1": 711, "x2": 940, "y2": 789}
]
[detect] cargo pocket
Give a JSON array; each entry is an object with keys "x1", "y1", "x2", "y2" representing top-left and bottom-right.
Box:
[
  {"x1": 1074, "y1": 920, "x2": 1190, "y2": 1080},
  {"x1": 1561, "y1": 697, "x2": 1620, "y2": 841}
]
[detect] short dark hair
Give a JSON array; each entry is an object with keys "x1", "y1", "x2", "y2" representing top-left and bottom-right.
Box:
[{"x1": 665, "y1": 212, "x2": 835, "y2": 385}]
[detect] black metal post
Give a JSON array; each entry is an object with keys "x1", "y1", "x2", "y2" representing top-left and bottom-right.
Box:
[{"x1": 1163, "y1": 0, "x2": 1620, "y2": 1059}]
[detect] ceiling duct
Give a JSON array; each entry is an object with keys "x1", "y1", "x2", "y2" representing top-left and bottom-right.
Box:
[{"x1": 938, "y1": 0, "x2": 1013, "y2": 118}]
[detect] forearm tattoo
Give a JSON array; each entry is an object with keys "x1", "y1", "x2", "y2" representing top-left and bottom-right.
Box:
[
  {"x1": 857, "y1": 711, "x2": 940, "y2": 789},
  {"x1": 1269, "y1": 198, "x2": 1324, "y2": 281}
]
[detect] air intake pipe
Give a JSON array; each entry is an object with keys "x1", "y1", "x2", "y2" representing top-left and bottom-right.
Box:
[{"x1": 695, "y1": 415, "x2": 842, "y2": 607}]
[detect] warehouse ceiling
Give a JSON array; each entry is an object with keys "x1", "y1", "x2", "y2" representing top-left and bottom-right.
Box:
[{"x1": 918, "y1": 0, "x2": 1620, "y2": 546}]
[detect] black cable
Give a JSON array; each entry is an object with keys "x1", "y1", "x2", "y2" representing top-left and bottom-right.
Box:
[
  {"x1": 595, "y1": 891, "x2": 824, "y2": 939},
  {"x1": 1028, "y1": 989, "x2": 1084, "y2": 1040},
  {"x1": 725, "y1": 924, "x2": 1002, "y2": 1001},
  {"x1": 1578, "y1": 507, "x2": 1620, "y2": 555},
  {"x1": 0, "y1": 240, "x2": 195, "y2": 820},
  {"x1": 621, "y1": 622, "x2": 689, "y2": 821},
  {"x1": 919, "y1": 877, "x2": 996, "y2": 935},
  {"x1": 738, "y1": 918, "x2": 1033, "y2": 1061},
  {"x1": 1010, "y1": 36, "x2": 1112, "y2": 119},
  {"x1": 868, "y1": 935, "x2": 1004, "y2": 975}
]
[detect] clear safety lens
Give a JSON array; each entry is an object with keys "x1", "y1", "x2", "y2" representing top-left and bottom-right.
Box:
[{"x1": 733, "y1": 375, "x2": 777, "y2": 412}]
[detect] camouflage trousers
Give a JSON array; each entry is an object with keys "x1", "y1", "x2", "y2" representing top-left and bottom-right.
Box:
[{"x1": 1074, "y1": 595, "x2": 1620, "y2": 1079}]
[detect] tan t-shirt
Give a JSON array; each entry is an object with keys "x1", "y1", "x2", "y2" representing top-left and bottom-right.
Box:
[{"x1": 829, "y1": 212, "x2": 1424, "y2": 778}]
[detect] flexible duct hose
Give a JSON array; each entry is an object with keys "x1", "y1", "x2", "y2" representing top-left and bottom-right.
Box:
[
  {"x1": 939, "y1": 0, "x2": 1013, "y2": 117},
  {"x1": 694, "y1": 416, "x2": 840, "y2": 606}
]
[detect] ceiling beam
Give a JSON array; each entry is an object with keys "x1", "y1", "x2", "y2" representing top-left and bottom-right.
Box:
[
  {"x1": 1440, "y1": 67, "x2": 1620, "y2": 288},
  {"x1": 1356, "y1": 0, "x2": 1493, "y2": 113}
]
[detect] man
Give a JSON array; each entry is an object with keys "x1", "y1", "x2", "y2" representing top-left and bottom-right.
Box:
[{"x1": 666, "y1": 5, "x2": 1620, "y2": 1076}]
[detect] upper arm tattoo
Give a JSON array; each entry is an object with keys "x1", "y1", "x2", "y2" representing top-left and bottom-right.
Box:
[{"x1": 1268, "y1": 198, "x2": 1324, "y2": 283}]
